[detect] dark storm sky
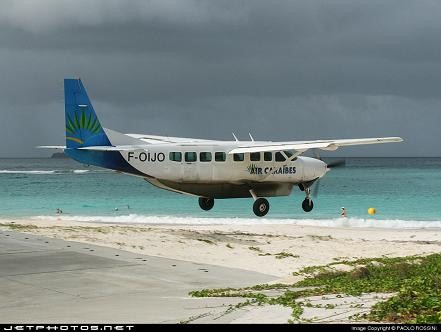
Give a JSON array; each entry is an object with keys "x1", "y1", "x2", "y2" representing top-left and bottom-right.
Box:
[{"x1": 1, "y1": 0, "x2": 440, "y2": 157}]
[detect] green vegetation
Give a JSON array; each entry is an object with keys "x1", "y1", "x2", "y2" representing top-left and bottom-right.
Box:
[
  {"x1": 248, "y1": 246, "x2": 262, "y2": 252},
  {"x1": 189, "y1": 253, "x2": 441, "y2": 323},
  {"x1": 0, "y1": 223, "x2": 39, "y2": 231},
  {"x1": 275, "y1": 252, "x2": 299, "y2": 259},
  {"x1": 197, "y1": 238, "x2": 215, "y2": 245}
]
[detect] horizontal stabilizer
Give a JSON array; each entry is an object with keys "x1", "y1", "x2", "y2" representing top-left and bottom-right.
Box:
[
  {"x1": 78, "y1": 145, "x2": 149, "y2": 152},
  {"x1": 37, "y1": 146, "x2": 66, "y2": 149}
]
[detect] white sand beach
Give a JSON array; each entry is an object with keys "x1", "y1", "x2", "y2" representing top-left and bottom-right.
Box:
[{"x1": 2, "y1": 217, "x2": 440, "y2": 283}]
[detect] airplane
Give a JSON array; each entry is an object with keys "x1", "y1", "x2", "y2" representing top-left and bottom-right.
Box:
[{"x1": 40, "y1": 79, "x2": 403, "y2": 217}]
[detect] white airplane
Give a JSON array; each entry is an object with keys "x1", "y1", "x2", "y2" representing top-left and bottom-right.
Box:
[{"x1": 41, "y1": 79, "x2": 403, "y2": 217}]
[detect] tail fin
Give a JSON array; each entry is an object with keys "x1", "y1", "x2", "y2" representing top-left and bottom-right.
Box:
[{"x1": 64, "y1": 78, "x2": 111, "y2": 149}]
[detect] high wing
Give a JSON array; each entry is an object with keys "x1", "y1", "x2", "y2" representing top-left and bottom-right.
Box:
[
  {"x1": 228, "y1": 137, "x2": 403, "y2": 155},
  {"x1": 126, "y1": 133, "x2": 214, "y2": 144}
]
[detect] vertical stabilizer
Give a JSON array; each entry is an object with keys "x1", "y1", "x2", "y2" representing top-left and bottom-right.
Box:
[{"x1": 64, "y1": 79, "x2": 111, "y2": 148}]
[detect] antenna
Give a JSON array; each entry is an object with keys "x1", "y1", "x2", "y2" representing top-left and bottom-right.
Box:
[
  {"x1": 248, "y1": 132, "x2": 254, "y2": 141},
  {"x1": 232, "y1": 132, "x2": 239, "y2": 141}
]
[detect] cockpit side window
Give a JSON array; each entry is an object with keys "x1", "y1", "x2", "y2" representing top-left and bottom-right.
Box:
[{"x1": 275, "y1": 152, "x2": 286, "y2": 162}]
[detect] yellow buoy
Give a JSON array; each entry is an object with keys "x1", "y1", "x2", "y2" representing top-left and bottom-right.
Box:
[{"x1": 368, "y1": 207, "x2": 376, "y2": 215}]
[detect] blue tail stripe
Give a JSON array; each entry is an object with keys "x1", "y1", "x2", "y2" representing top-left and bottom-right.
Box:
[{"x1": 65, "y1": 149, "x2": 145, "y2": 176}]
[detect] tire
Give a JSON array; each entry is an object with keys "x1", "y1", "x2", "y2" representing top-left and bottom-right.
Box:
[
  {"x1": 302, "y1": 198, "x2": 314, "y2": 212},
  {"x1": 198, "y1": 197, "x2": 214, "y2": 211},
  {"x1": 253, "y1": 198, "x2": 270, "y2": 217}
]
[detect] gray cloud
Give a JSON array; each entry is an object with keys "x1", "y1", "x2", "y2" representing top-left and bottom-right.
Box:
[{"x1": 0, "y1": 0, "x2": 440, "y2": 157}]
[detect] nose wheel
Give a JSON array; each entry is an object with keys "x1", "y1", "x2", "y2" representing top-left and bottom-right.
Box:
[
  {"x1": 198, "y1": 197, "x2": 214, "y2": 211},
  {"x1": 302, "y1": 188, "x2": 314, "y2": 212}
]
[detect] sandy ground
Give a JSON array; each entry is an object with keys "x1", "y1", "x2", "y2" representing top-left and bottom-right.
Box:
[{"x1": 1, "y1": 218, "x2": 440, "y2": 284}]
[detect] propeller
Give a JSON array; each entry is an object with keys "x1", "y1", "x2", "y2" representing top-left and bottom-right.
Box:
[
  {"x1": 327, "y1": 159, "x2": 346, "y2": 168},
  {"x1": 311, "y1": 149, "x2": 346, "y2": 198}
]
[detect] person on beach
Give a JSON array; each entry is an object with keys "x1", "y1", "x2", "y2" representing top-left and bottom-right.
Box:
[
  {"x1": 56, "y1": 208, "x2": 63, "y2": 214},
  {"x1": 341, "y1": 207, "x2": 347, "y2": 218}
]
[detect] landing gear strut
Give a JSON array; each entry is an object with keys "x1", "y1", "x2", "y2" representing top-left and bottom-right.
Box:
[
  {"x1": 302, "y1": 188, "x2": 314, "y2": 212},
  {"x1": 250, "y1": 189, "x2": 270, "y2": 217},
  {"x1": 198, "y1": 197, "x2": 214, "y2": 211}
]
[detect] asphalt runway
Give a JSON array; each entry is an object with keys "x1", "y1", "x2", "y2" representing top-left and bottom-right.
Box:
[{"x1": 0, "y1": 229, "x2": 276, "y2": 323}]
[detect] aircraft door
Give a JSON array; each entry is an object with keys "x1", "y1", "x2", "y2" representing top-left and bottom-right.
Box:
[
  {"x1": 197, "y1": 151, "x2": 214, "y2": 182},
  {"x1": 182, "y1": 151, "x2": 199, "y2": 182}
]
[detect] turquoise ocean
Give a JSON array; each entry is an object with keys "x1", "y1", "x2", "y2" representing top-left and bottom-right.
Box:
[{"x1": 1, "y1": 157, "x2": 441, "y2": 228}]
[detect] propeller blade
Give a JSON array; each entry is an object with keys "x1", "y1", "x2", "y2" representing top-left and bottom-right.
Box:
[
  {"x1": 313, "y1": 149, "x2": 346, "y2": 168},
  {"x1": 327, "y1": 159, "x2": 346, "y2": 168}
]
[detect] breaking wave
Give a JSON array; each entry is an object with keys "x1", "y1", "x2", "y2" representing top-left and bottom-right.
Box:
[
  {"x1": 0, "y1": 170, "x2": 57, "y2": 174},
  {"x1": 0, "y1": 169, "x2": 91, "y2": 174},
  {"x1": 30, "y1": 214, "x2": 441, "y2": 229}
]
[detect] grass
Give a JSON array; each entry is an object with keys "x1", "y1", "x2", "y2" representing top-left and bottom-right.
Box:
[
  {"x1": 197, "y1": 238, "x2": 215, "y2": 245},
  {"x1": 189, "y1": 253, "x2": 441, "y2": 323},
  {"x1": 248, "y1": 246, "x2": 262, "y2": 252},
  {"x1": 275, "y1": 252, "x2": 300, "y2": 259},
  {"x1": 0, "y1": 223, "x2": 39, "y2": 231}
]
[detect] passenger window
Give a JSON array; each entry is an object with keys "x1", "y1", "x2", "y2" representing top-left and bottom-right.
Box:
[
  {"x1": 275, "y1": 152, "x2": 286, "y2": 162},
  {"x1": 215, "y1": 152, "x2": 226, "y2": 162},
  {"x1": 250, "y1": 152, "x2": 261, "y2": 161},
  {"x1": 169, "y1": 152, "x2": 182, "y2": 162},
  {"x1": 185, "y1": 152, "x2": 197, "y2": 162},
  {"x1": 264, "y1": 152, "x2": 272, "y2": 161},
  {"x1": 233, "y1": 153, "x2": 244, "y2": 162},
  {"x1": 200, "y1": 152, "x2": 212, "y2": 162}
]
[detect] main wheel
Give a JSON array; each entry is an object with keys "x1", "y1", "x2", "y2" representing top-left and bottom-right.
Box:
[
  {"x1": 198, "y1": 197, "x2": 214, "y2": 211},
  {"x1": 302, "y1": 198, "x2": 314, "y2": 212},
  {"x1": 253, "y1": 198, "x2": 270, "y2": 217}
]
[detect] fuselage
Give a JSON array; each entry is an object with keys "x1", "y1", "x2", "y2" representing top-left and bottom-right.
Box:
[{"x1": 117, "y1": 141, "x2": 327, "y2": 198}]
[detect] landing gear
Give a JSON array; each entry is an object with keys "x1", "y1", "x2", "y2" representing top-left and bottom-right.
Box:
[
  {"x1": 249, "y1": 189, "x2": 270, "y2": 217},
  {"x1": 302, "y1": 187, "x2": 314, "y2": 212},
  {"x1": 198, "y1": 197, "x2": 214, "y2": 211},
  {"x1": 302, "y1": 198, "x2": 314, "y2": 212},
  {"x1": 253, "y1": 198, "x2": 270, "y2": 217}
]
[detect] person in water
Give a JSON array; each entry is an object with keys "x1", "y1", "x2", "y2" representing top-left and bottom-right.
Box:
[{"x1": 341, "y1": 207, "x2": 347, "y2": 218}]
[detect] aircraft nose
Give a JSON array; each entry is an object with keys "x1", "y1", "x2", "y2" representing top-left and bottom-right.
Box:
[
  {"x1": 318, "y1": 159, "x2": 328, "y2": 177},
  {"x1": 301, "y1": 157, "x2": 328, "y2": 181}
]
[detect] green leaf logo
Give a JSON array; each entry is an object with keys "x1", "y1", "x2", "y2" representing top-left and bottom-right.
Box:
[{"x1": 66, "y1": 107, "x2": 102, "y2": 144}]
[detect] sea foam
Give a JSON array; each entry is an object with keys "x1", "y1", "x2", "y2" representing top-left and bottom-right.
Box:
[
  {"x1": 0, "y1": 170, "x2": 57, "y2": 174},
  {"x1": 30, "y1": 214, "x2": 441, "y2": 229},
  {"x1": 0, "y1": 169, "x2": 92, "y2": 174}
]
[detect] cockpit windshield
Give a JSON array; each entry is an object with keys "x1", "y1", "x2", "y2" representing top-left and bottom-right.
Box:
[{"x1": 283, "y1": 150, "x2": 295, "y2": 159}]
